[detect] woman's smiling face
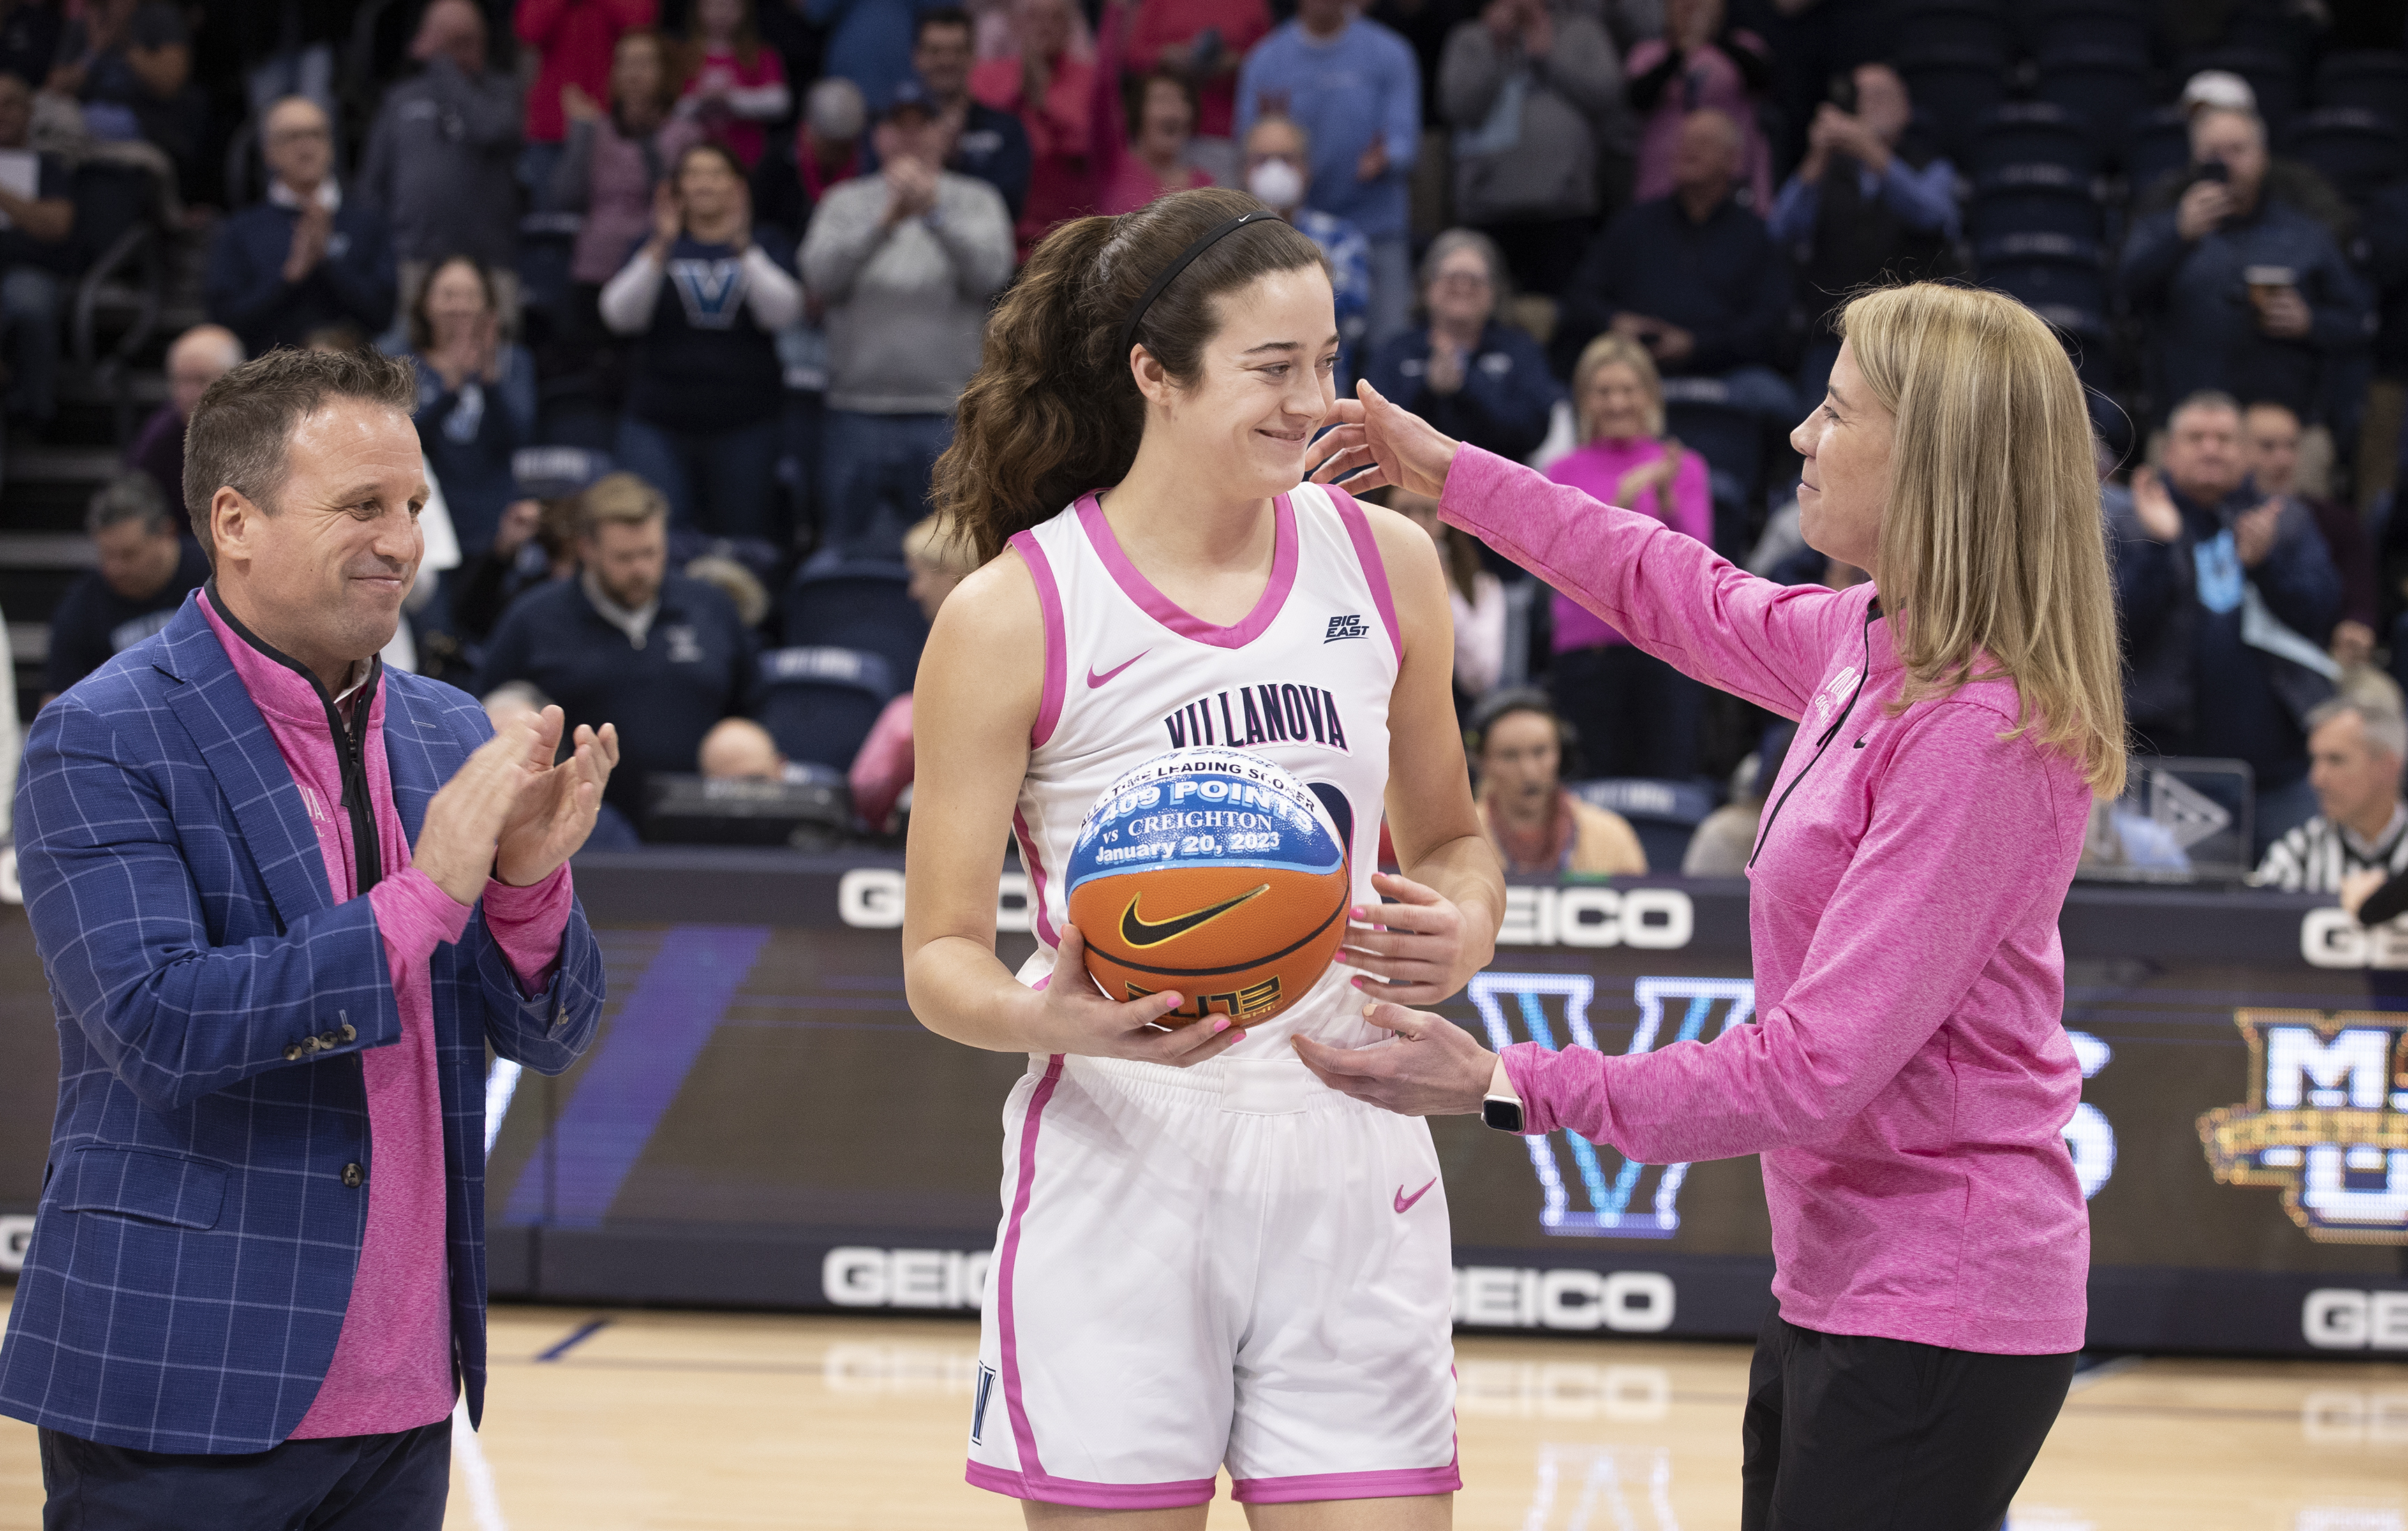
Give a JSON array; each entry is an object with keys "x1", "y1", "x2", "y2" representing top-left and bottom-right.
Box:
[
  {"x1": 1145, "y1": 265, "x2": 1341, "y2": 498},
  {"x1": 1790, "y1": 341, "x2": 1895, "y2": 579}
]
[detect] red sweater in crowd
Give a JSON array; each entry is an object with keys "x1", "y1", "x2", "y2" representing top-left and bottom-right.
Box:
[{"x1": 516, "y1": 0, "x2": 659, "y2": 145}]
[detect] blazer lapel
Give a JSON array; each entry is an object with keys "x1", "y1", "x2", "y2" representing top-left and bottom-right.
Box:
[{"x1": 154, "y1": 599, "x2": 335, "y2": 928}]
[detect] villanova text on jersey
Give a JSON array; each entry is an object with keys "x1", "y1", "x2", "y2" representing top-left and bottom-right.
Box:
[{"x1": 1163, "y1": 682, "x2": 1353, "y2": 753}]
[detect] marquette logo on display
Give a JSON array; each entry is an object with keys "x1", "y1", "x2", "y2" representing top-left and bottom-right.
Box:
[{"x1": 2198, "y1": 1010, "x2": 2408, "y2": 1243}]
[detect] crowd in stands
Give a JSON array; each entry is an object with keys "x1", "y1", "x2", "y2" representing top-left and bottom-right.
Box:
[{"x1": 20, "y1": 0, "x2": 2408, "y2": 883}]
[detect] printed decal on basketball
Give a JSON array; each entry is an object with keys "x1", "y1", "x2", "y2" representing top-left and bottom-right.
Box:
[{"x1": 1064, "y1": 747, "x2": 1351, "y2": 1026}]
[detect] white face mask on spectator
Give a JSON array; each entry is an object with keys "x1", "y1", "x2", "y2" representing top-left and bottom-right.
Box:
[{"x1": 1247, "y1": 158, "x2": 1305, "y2": 212}]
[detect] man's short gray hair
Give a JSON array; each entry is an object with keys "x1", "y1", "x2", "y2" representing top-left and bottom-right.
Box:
[
  {"x1": 2168, "y1": 388, "x2": 2243, "y2": 429},
  {"x1": 84, "y1": 473, "x2": 172, "y2": 538},
  {"x1": 2307, "y1": 696, "x2": 2408, "y2": 761}
]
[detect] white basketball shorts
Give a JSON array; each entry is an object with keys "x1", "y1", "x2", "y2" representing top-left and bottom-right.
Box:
[{"x1": 965, "y1": 1051, "x2": 1460, "y2": 1509}]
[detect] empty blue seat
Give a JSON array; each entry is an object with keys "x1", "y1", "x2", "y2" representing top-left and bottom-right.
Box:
[
  {"x1": 1896, "y1": 49, "x2": 2009, "y2": 157},
  {"x1": 1970, "y1": 164, "x2": 2104, "y2": 241},
  {"x1": 2034, "y1": 49, "x2": 2151, "y2": 154},
  {"x1": 780, "y1": 556, "x2": 929, "y2": 692},
  {"x1": 1568, "y1": 778, "x2": 1719, "y2": 872},
  {"x1": 1975, "y1": 233, "x2": 2107, "y2": 314},
  {"x1": 757, "y1": 646, "x2": 895, "y2": 771},
  {"x1": 2022, "y1": 304, "x2": 2112, "y2": 390},
  {"x1": 2285, "y1": 108, "x2": 2406, "y2": 201},
  {"x1": 2314, "y1": 51, "x2": 2408, "y2": 128},
  {"x1": 1892, "y1": 0, "x2": 2012, "y2": 59},
  {"x1": 1968, "y1": 103, "x2": 2098, "y2": 177},
  {"x1": 1658, "y1": 379, "x2": 1761, "y2": 554},
  {"x1": 2125, "y1": 105, "x2": 2193, "y2": 191}
]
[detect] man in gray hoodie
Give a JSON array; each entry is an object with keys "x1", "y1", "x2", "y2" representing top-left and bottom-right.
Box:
[{"x1": 802, "y1": 78, "x2": 1015, "y2": 559}]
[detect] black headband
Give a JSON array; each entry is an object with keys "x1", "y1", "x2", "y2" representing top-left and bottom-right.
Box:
[{"x1": 1119, "y1": 210, "x2": 1277, "y2": 359}]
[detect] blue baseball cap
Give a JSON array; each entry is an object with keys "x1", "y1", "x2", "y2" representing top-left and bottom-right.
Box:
[{"x1": 882, "y1": 75, "x2": 938, "y2": 121}]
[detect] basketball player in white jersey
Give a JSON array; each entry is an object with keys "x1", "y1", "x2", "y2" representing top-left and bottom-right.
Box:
[{"x1": 902, "y1": 188, "x2": 1506, "y2": 1528}]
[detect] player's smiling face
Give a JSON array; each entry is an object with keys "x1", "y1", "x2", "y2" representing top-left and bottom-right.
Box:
[{"x1": 1182, "y1": 265, "x2": 1342, "y2": 496}]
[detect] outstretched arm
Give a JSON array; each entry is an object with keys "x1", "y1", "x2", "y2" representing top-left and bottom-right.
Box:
[{"x1": 1309, "y1": 380, "x2": 1861, "y2": 717}]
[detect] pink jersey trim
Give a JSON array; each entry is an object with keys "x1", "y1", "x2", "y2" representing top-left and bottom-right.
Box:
[
  {"x1": 1011, "y1": 808, "x2": 1062, "y2": 949},
  {"x1": 997, "y1": 1053, "x2": 1066, "y2": 1483},
  {"x1": 1076, "y1": 491, "x2": 1299, "y2": 650},
  {"x1": 1326, "y1": 485, "x2": 1404, "y2": 667},
  {"x1": 1010, "y1": 531, "x2": 1069, "y2": 748},
  {"x1": 1230, "y1": 1465, "x2": 1462, "y2": 1504},
  {"x1": 965, "y1": 1461, "x2": 1219, "y2": 1509}
]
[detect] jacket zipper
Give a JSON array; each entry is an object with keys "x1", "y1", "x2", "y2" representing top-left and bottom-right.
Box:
[{"x1": 1746, "y1": 598, "x2": 1880, "y2": 872}]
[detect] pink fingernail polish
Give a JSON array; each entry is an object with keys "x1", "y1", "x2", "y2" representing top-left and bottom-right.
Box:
[{"x1": 1211, "y1": 1019, "x2": 1231, "y2": 1035}]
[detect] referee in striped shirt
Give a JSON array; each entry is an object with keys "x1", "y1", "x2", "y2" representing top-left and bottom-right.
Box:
[{"x1": 2256, "y1": 696, "x2": 2408, "y2": 893}]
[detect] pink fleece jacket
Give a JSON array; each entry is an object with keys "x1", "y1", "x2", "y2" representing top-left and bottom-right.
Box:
[
  {"x1": 200, "y1": 593, "x2": 573, "y2": 1435},
  {"x1": 1441, "y1": 447, "x2": 2093, "y2": 1356}
]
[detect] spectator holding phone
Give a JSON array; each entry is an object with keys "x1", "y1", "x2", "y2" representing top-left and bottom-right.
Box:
[{"x1": 2120, "y1": 106, "x2": 2371, "y2": 432}]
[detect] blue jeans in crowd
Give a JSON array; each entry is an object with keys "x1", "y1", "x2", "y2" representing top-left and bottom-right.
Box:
[
  {"x1": 819, "y1": 409, "x2": 953, "y2": 561},
  {"x1": 614, "y1": 413, "x2": 783, "y2": 542},
  {"x1": 3, "y1": 266, "x2": 61, "y2": 421}
]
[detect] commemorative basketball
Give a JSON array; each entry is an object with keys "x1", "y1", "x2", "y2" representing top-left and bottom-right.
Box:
[{"x1": 1064, "y1": 747, "x2": 1351, "y2": 1025}]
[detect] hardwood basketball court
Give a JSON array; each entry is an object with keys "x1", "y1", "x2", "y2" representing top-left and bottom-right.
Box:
[{"x1": 0, "y1": 1297, "x2": 2398, "y2": 1528}]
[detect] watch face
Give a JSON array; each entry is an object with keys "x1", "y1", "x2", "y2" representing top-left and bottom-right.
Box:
[{"x1": 1481, "y1": 1096, "x2": 1525, "y2": 1134}]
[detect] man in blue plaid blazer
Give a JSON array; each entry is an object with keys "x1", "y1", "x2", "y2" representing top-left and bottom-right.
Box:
[{"x1": 2, "y1": 347, "x2": 614, "y2": 1527}]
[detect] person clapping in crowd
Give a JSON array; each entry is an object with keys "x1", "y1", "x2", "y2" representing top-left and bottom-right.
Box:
[
  {"x1": 206, "y1": 96, "x2": 397, "y2": 358},
  {"x1": 1625, "y1": 0, "x2": 1773, "y2": 213},
  {"x1": 1545, "y1": 332, "x2": 1710, "y2": 781},
  {"x1": 801, "y1": 81, "x2": 1013, "y2": 559},
  {"x1": 600, "y1": 141, "x2": 802, "y2": 540},
  {"x1": 1439, "y1": 0, "x2": 1626, "y2": 297},
  {"x1": 1364, "y1": 229, "x2": 1559, "y2": 470},
  {"x1": 2242, "y1": 398, "x2": 2379, "y2": 672},
  {"x1": 2113, "y1": 392, "x2": 2342, "y2": 853},
  {"x1": 972, "y1": 0, "x2": 1096, "y2": 258},
  {"x1": 408, "y1": 256, "x2": 537, "y2": 560},
  {"x1": 1470, "y1": 688, "x2": 1647, "y2": 875},
  {"x1": 1097, "y1": 68, "x2": 1210, "y2": 214},
  {"x1": 678, "y1": 0, "x2": 791, "y2": 171},
  {"x1": 900, "y1": 8, "x2": 1030, "y2": 219}
]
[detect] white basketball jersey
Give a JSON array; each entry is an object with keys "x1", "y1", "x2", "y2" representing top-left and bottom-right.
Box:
[{"x1": 1008, "y1": 482, "x2": 1399, "y2": 1055}]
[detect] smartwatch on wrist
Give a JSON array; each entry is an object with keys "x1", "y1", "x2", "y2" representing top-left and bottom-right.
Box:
[{"x1": 1480, "y1": 1055, "x2": 1524, "y2": 1132}]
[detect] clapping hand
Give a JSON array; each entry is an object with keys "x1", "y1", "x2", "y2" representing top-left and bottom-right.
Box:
[
  {"x1": 2128, "y1": 465, "x2": 2183, "y2": 543},
  {"x1": 2233, "y1": 498, "x2": 2283, "y2": 568},
  {"x1": 494, "y1": 705, "x2": 620, "y2": 888}
]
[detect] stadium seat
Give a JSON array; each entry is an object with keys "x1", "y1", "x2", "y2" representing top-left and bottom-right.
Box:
[
  {"x1": 1658, "y1": 379, "x2": 1761, "y2": 554},
  {"x1": 2023, "y1": 0, "x2": 2150, "y2": 59},
  {"x1": 2284, "y1": 108, "x2": 2405, "y2": 203},
  {"x1": 1567, "y1": 778, "x2": 1718, "y2": 872},
  {"x1": 2313, "y1": 50, "x2": 2408, "y2": 128},
  {"x1": 2033, "y1": 49, "x2": 2151, "y2": 158},
  {"x1": 757, "y1": 646, "x2": 896, "y2": 771},
  {"x1": 68, "y1": 160, "x2": 168, "y2": 444},
  {"x1": 2177, "y1": 49, "x2": 2302, "y2": 133},
  {"x1": 1970, "y1": 164, "x2": 2104, "y2": 242},
  {"x1": 1892, "y1": 0, "x2": 2012, "y2": 59},
  {"x1": 779, "y1": 556, "x2": 929, "y2": 691},
  {"x1": 1967, "y1": 103, "x2": 2099, "y2": 178},
  {"x1": 2024, "y1": 305, "x2": 2113, "y2": 391},
  {"x1": 1975, "y1": 233, "x2": 2108, "y2": 315},
  {"x1": 1895, "y1": 49, "x2": 2009, "y2": 157},
  {"x1": 2124, "y1": 105, "x2": 2194, "y2": 191}
]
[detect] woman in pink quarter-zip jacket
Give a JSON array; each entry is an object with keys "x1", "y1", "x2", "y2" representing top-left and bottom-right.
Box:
[{"x1": 1296, "y1": 283, "x2": 2128, "y2": 1530}]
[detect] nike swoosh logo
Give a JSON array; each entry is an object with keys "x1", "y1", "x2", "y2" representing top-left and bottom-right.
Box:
[
  {"x1": 1395, "y1": 1176, "x2": 1438, "y2": 1214},
  {"x1": 1086, "y1": 651, "x2": 1148, "y2": 688},
  {"x1": 1120, "y1": 885, "x2": 1268, "y2": 948}
]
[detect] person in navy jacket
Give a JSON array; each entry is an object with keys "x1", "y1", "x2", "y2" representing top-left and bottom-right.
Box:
[
  {"x1": 1, "y1": 346, "x2": 611, "y2": 1526},
  {"x1": 205, "y1": 96, "x2": 400, "y2": 360},
  {"x1": 1365, "y1": 228, "x2": 1561, "y2": 470}
]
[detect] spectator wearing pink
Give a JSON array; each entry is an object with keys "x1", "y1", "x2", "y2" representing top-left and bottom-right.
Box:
[
  {"x1": 1624, "y1": 0, "x2": 1772, "y2": 213},
  {"x1": 1124, "y1": 0, "x2": 1270, "y2": 163},
  {"x1": 972, "y1": 0, "x2": 1097, "y2": 256},
  {"x1": 678, "y1": 0, "x2": 791, "y2": 170},
  {"x1": 1092, "y1": 1, "x2": 1208, "y2": 213},
  {"x1": 517, "y1": 0, "x2": 658, "y2": 158},
  {"x1": 1546, "y1": 332, "x2": 1711, "y2": 779},
  {"x1": 849, "y1": 515, "x2": 978, "y2": 831}
]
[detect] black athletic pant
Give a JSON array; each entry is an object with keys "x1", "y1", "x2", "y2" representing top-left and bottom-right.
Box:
[{"x1": 1740, "y1": 1310, "x2": 2075, "y2": 1531}]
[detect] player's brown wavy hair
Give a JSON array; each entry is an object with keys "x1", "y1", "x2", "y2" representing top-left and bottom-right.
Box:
[
  {"x1": 935, "y1": 187, "x2": 1328, "y2": 563},
  {"x1": 1840, "y1": 283, "x2": 2128, "y2": 797}
]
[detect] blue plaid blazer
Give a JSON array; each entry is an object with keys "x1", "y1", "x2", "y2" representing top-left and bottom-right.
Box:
[{"x1": 0, "y1": 596, "x2": 605, "y2": 1453}]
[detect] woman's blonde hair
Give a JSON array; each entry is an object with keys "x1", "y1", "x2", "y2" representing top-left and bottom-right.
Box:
[
  {"x1": 1839, "y1": 283, "x2": 2127, "y2": 797},
  {"x1": 1572, "y1": 332, "x2": 1665, "y2": 442}
]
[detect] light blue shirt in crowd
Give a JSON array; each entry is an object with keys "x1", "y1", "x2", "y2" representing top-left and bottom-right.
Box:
[
  {"x1": 1236, "y1": 17, "x2": 1421, "y2": 243},
  {"x1": 1768, "y1": 152, "x2": 1961, "y2": 246}
]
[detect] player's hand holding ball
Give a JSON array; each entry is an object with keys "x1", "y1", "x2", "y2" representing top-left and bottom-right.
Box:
[
  {"x1": 1340, "y1": 871, "x2": 1478, "y2": 1005},
  {"x1": 1021, "y1": 924, "x2": 1251, "y2": 1068}
]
